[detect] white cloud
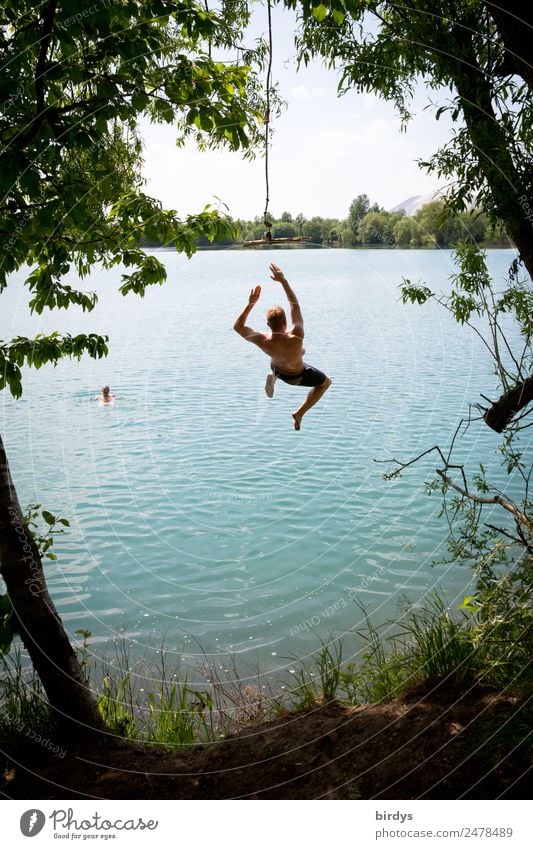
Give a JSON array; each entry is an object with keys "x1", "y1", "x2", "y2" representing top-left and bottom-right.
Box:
[{"x1": 290, "y1": 84, "x2": 327, "y2": 100}]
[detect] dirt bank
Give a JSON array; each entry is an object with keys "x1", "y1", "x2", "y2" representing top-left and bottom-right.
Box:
[{"x1": 2, "y1": 690, "x2": 530, "y2": 800}]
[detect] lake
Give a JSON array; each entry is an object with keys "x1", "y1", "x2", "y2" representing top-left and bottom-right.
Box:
[{"x1": 0, "y1": 248, "x2": 526, "y2": 678}]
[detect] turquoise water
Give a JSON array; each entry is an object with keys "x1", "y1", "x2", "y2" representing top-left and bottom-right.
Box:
[{"x1": 0, "y1": 248, "x2": 526, "y2": 673}]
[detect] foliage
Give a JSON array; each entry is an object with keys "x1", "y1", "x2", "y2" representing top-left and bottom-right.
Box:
[
  {"x1": 22, "y1": 503, "x2": 71, "y2": 562},
  {"x1": 402, "y1": 242, "x2": 532, "y2": 396},
  {"x1": 177, "y1": 198, "x2": 494, "y2": 248},
  {"x1": 74, "y1": 632, "x2": 216, "y2": 746},
  {"x1": 342, "y1": 593, "x2": 486, "y2": 704},
  {"x1": 0, "y1": 648, "x2": 51, "y2": 757},
  {"x1": 286, "y1": 0, "x2": 532, "y2": 275},
  {"x1": 469, "y1": 554, "x2": 533, "y2": 688},
  {"x1": 0, "y1": 0, "x2": 265, "y2": 397},
  {"x1": 286, "y1": 637, "x2": 344, "y2": 708},
  {"x1": 1, "y1": 334, "x2": 109, "y2": 399}
]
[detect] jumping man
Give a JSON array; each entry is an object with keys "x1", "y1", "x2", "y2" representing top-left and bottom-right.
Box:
[{"x1": 233, "y1": 263, "x2": 331, "y2": 430}]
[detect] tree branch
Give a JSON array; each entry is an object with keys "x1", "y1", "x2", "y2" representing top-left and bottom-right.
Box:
[
  {"x1": 483, "y1": 375, "x2": 533, "y2": 432},
  {"x1": 35, "y1": 0, "x2": 58, "y2": 117},
  {"x1": 436, "y1": 469, "x2": 531, "y2": 531}
]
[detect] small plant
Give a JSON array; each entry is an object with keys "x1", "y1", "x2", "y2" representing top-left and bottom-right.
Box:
[
  {"x1": 75, "y1": 629, "x2": 93, "y2": 676},
  {"x1": 341, "y1": 594, "x2": 484, "y2": 704},
  {"x1": 469, "y1": 554, "x2": 533, "y2": 689},
  {"x1": 285, "y1": 637, "x2": 344, "y2": 709},
  {"x1": 146, "y1": 681, "x2": 208, "y2": 747},
  {"x1": 23, "y1": 503, "x2": 70, "y2": 561},
  {"x1": 290, "y1": 666, "x2": 319, "y2": 711},
  {"x1": 400, "y1": 594, "x2": 479, "y2": 691},
  {"x1": 97, "y1": 673, "x2": 139, "y2": 739},
  {"x1": 342, "y1": 605, "x2": 411, "y2": 704},
  {"x1": 317, "y1": 638, "x2": 343, "y2": 701}
]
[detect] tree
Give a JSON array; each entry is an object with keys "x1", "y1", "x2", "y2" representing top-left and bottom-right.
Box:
[
  {"x1": 289, "y1": 2, "x2": 532, "y2": 613},
  {"x1": 0, "y1": 0, "x2": 262, "y2": 733},
  {"x1": 486, "y1": 1, "x2": 533, "y2": 90},
  {"x1": 302, "y1": 216, "x2": 325, "y2": 243},
  {"x1": 305, "y1": 0, "x2": 532, "y2": 416},
  {"x1": 288, "y1": 0, "x2": 533, "y2": 279},
  {"x1": 348, "y1": 193, "x2": 370, "y2": 233},
  {"x1": 347, "y1": 193, "x2": 381, "y2": 243},
  {"x1": 272, "y1": 217, "x2": 298, "y2": 237},
  {"x1": 357, "y1": 210, "x2": 395, "y2": 245},
  {"x1": 357, "y1": 211, "x2": 384, "y2": 244},
  {"x1": 393, "y1": 217, "x2": 414, "y2": 247}
]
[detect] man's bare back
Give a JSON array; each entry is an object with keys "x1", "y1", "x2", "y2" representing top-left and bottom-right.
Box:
[
  {"x1": 233, "y1": 263, "x2": 331, "y2": 430},
  {"x1": 255, "y1": 329, "x2": 304, "y2": 374}
]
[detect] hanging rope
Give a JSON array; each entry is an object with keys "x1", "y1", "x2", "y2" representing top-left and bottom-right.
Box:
[
  {"x1": 238, "y1": 0, "x2": 315, "y2": 248},
  {"x1": 263, "y1": 0, "x2": 273, "y2": 238}
]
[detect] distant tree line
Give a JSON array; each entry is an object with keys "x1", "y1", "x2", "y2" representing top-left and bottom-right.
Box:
[{"x1": 143, "y1": 194, "x2": 511, "y2": 249}]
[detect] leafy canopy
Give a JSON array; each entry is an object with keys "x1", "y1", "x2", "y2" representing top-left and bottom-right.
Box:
[
  {"x1": 285, "y1": 0, "x2": 533, "y2": 273},
  {"x1": 0, "y1": 0, "x2": 264, "y2": 397}
]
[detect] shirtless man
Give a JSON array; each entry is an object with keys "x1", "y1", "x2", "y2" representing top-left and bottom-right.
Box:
[
  {"x1": 233, "y1": 263, "x2": 331, "y2": 430},
  {"x1": 95, "y1": 385, "x2": 115, "y2": 404}
]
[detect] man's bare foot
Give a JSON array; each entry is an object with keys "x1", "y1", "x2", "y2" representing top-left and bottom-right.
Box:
[
  {"x1": 292, "y1": 412, "x2": 302, "y2": 431},
  {"x1": 265, "y1": 373, "x2": 276, "y2": 398}
]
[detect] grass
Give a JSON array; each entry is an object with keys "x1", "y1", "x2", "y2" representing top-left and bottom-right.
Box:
[
  {"x1": 1, "y1": 589, "x2": 530, "y2": 757},
  {"x1": 341, "y1": 594, "x2": 482, "y2": 704},
  {"x1": 0, "y1": 648, "x2": 52, "y2": 759},
  {"x1": 401, "y1": 594, "x2": 479, "y2": 691}
]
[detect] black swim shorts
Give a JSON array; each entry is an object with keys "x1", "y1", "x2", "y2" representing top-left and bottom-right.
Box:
[{"x1": 271, "y1": 362, "x2": 327, "y2": 387}]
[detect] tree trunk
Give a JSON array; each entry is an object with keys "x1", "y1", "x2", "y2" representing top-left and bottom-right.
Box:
[
  {"x1": 0, "y1": 433, "x2": 105, "y2": 735},
  {"x1": 451, "y1": 35, "x2": 533, "y2": 282},
  {"x1": 486, "y1": 1, "x2": 533, "y2": 90}
]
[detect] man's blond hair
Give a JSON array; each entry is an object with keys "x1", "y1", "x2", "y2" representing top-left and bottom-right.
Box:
[{"x1": 266, "y1": 305, "x2": 287, "y2": 332}]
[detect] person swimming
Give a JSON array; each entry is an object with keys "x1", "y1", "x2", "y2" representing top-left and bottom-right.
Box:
[
  {"x1": 233, "y1": 263, "x2": 331, "y2": 430},
  {"x1": 95, "y1": 385, "x2": 115, "y2": 404}
]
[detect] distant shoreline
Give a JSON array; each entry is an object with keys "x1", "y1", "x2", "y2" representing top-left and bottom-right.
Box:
[{"x1": 146, "y1": 243, "x2": 515, "y2": 252}]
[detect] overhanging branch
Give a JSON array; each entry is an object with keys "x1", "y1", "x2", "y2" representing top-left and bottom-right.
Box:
[
  {"x1": 436, "y1": 469, "x2": 532, "y2": 532},
  {"x1": 483, "y1": 376, "x2": 533, "y2": 432}
]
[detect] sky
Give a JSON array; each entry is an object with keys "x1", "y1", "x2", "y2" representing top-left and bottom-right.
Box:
[{"x1": 141, "y1": 4, "x2": 454, "y2": 221}]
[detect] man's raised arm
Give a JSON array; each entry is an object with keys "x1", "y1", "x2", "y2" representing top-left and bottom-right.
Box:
[
  {"x1": 233, "y1": 285, "x2": 267, "y2": 344},
  {"x1": 269, "y1": 263, "x2": 304, "y2": 336}
]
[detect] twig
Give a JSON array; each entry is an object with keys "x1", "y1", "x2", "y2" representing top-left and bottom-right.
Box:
[{"x1": 436, "y1": 469, "x2": 531, "y2": 531}]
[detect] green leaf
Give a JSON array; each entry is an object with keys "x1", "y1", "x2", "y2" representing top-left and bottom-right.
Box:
[
  {"x1": 42, "y1": 510, "x2": 56, "y2": 525},
  {"x1": 312, "y1": 4, "x2": 328, "y2": 22},
  {"x1": 458, "y1": 596, "x2": 479, "y2": 612}
]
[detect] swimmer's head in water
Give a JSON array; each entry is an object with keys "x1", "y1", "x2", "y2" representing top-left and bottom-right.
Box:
[
  {"x1": 102, "y1": 385, "x2": 110, "y2": 394},
  {"x1": 266, "y1": 306, "x2": 287, "y2": 333}
]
